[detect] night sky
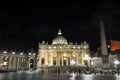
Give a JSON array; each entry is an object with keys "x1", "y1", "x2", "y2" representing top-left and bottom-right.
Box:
[{"x1": 1, "y1": 1, "x2": 120, "y2": 52}]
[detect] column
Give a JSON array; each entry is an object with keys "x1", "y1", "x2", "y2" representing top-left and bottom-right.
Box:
[
  {"x1": 13, "y1": 57, "x2": 16, "y2": 70},
  {"x1": 28, "y1": 58, "x2": 30, "y2": 69},
  {"x1": 21, "y1": 57, "x2": 23, "y2": 69},
  {"x1": 38, "y1": 55, "x2": 41, "y2": 67},
  {"x1": 79, "y1": 51, "x2": 82, "y2": 65},
  {"x1": 26, "y1": 57, "x2": 29, "y2": 69},
  {"x1": 34, "y1": 53, "x2": 37, "y2": 69},
  {"x1": 9, "y1": 57, "x2": 12, "y2": 70},
  {"x1": 51, "y1": 53, "x2": 53, "y2": 66},
  {"x1": 57, "y1": 52, "x2": 58, "y2": 65},
  {"x1": 1, "y1": 56, "x2": 4, "y2": 68},
  {"x1": 62, "y1": 53, "x2": 63, "y2": 65},
  {"x1": 18, "y1": 57, "x2": 20, "y2": 69},
  {"x1": 70, "y1": 52, "x2": 72, "y2": 65},
  {"x1": 57, "y1": 52, "x2": 60, "y2": 66},
  {"x1": 25, "y1": 57, "x2": 27, "y2": 69},
  {"x1": 15, "y1": 57, "x2": 17, "y2": 70},
  {"x1": 14, "y1": 57, "x2": 17, "y2": 70},
  {"x1": 11, "y1": 57, "x2": 13, "y2": 70},
  {"x1": 66, "y1": 52, "x2": 68, "y2": 65},
  {"x1": 75, "y1": 52, "x2": 77, "y2": 65},
  {"x1": 66, "y1": 56, "x2": 68, "y2": 65},
  {"x1": 22, "y1": 57, "x2": 25, "y2": 69},
  {"x1": 76, "y1": 52, "x2": 78, "y2": 65},
  {"x1": 46, "y1": 52, "x2": 48, "y2": 66},
  {"x1": 16, "y1": 57, "x2": 19, "y2": 70},
  {"x1": 0, "y1": 56, "x2": 3, "y2": 69},
  {"x1": 19, "y1": 57, "x2": 22, "y2": 69}
]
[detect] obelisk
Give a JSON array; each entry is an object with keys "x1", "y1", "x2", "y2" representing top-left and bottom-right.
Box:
[{"x1": 100, "y1": 19, "x2": 109, "y2": 63}]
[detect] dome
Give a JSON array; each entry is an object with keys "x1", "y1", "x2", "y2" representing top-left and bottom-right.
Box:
[{"x1": 52, "y1": 29, "x2": 68, "y2": 45}]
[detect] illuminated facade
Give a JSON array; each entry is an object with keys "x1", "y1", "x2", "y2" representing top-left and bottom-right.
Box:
[
  {"x1": 0, "y1": 50, "x2": 36, "y2": 70},
  {"x1": 0, "y1": 29, "x2": 90, "y2": 71},
  {"x1": 38, "y1": 29, "x2": 90, "y2": 68}
]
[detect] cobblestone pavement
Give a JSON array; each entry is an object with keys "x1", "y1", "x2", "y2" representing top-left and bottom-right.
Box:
[{"x1": 0, "y1": 71, "x2": 120, "y2": 80}]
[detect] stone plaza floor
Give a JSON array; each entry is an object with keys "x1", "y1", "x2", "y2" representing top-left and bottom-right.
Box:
[{"x1": 0, "y1": 70, "x2": 120, "y2": 80}]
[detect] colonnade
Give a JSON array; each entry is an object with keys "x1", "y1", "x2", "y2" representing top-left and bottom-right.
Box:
[{"x1": 0, "y1": 55, "x2": 35, "y2": 70}]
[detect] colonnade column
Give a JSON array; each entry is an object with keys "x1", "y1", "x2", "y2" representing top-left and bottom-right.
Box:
[
  {"x1": 25, "y1": 58, "x2": 28, "y2": 69},
  {"x1": 16, "y1": 57, "x2": 19, "y2": 70},
  {"x1": 25, "y1": 57, "x2": 27, "y2": 69},
  {"x1": 20, "y1": 57, "x2": 23, "y2": 69},
  {"x1": 16, "y1": 57, "x2": 18, "y2": 70},
  {"x1": 12, "y1": 57, "x2": 15, "y2": 70},
  {"x1": 28, "y1": 58, "x2": 30, "y2": 69},
  {"x1": 0, "y1": 56, "x2": 3, "y2": 69},
  {"x1": 22, "y1": 57, "x2": 24, "y2": 69},
  {"x1": 8, "y1": 57, "x2": 12, "y2": 70},
  {"x1": 1, "y1": 56, "x2": 4, "y2": 67},
  {"x1": 21, "y1": 57, "x2": 24, "y2": 69},
  {"x1": 18, "y1": 57, "x2": 21, "y2": 69}
]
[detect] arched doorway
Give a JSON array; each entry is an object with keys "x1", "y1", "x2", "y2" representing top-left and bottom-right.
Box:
[
  {"x1": 63, "y1": 60, "x2": 66, "y2": 65},
  {"x1": 41, "y1": 58, "x2": 45, "y2": 67},
  {"x1": 30, "y1": 59, "x2": 34, "y2": 68},
  {"x1": 63, "y1": 57, "x2": 67, "y2": 66},
  {"x1": 53, "y1": 57, "x2": 56, "y2": 65},
  {"x1": 84, "y1": 60, "x2": 88, "y2": 65}
]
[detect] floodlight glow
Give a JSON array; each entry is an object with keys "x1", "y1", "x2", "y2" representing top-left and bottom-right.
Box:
[
  {"x1": 63, "y1": 53, "x2": 66, "y2": 57},
  {"x1": 20, "y1": 52, "x2": 23, "y2": 55},
  {"x1": 114, "y1": 60, "x2": 119, "y2": 64},
  {"x1": 3, "y1": 62, "x2": 7, "y2": 65},
  {"x1": 33, "y1": 53, "x2": 35, "y2": 55},
  {"x1": 3, "y1": 51, "x2": 7, "y2": 53},
  {"x1": 70, "y1": 60, "x2": 76, "y2": 65},
  {"x1": 84, "y1": 55, "x2": 91, "y2": 60},
  {"x1": 12, "y1": 52, "x2": 15, "y2": 54},
  {"x1": 29, "y1": 52, "x2": 31, "y2": 55}
]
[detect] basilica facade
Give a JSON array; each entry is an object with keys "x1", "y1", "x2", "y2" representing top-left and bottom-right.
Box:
[
  {"x1": 37, "y1": 29, "x2": 90, "y2": 68},
  {"x1": 0, "y1": 29, "x2": 90, "y2": 71}
]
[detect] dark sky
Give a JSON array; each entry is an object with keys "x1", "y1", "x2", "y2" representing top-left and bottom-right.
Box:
[{"x1": 0, "y1": 1, "x2": 120, "y2": 52}]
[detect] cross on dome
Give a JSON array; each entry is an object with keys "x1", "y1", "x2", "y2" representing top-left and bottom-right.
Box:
[{"x1": 58, "y1": 29, "x2": 62, "y2": 35}]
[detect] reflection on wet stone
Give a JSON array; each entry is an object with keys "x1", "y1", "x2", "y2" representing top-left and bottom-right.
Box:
[{"x1": 0, "y1": 70, "x2": 119, "y2": 80}]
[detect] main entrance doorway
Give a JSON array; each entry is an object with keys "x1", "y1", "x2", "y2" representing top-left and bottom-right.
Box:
[
  {"x1": 41, "y1": 58, "x2": 45, "y2": 67},
  {"x1": 30, "y1": 59, "x2": 34, "y2": 68}
]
